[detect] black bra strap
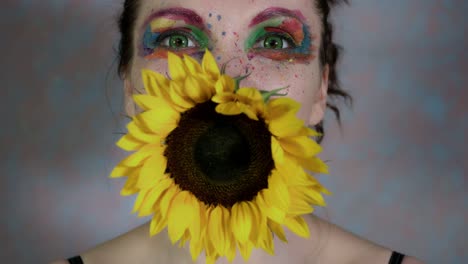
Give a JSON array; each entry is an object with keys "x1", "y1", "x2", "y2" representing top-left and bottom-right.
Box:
[
  {"x1": 389, "y1": 251, "x2": 406, "y2": 264},
  {"x1": 67, "y1": 255, "x2": 84, "y2": 264}
]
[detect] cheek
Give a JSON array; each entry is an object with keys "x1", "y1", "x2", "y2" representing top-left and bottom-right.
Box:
[{"x1": 240, "y1": 61, "x2": 321, "y2": 122}]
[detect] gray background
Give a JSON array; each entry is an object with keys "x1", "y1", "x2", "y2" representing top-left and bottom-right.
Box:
[{"x1": 2, "y1": 0, "x2": 467, "y2": 263}]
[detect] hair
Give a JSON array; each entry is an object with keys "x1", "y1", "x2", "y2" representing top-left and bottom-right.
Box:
[{"x1": 116, "y1": 0, "x2": 352, "y2": 143}]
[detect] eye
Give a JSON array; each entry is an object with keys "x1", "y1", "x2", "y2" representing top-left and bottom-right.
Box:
[
  {"x1": 253, "y1": 33, "x2": 294, "y2": 50},
  {"x1": 160, "y1": 33, "x2": 195, "y2": 49}
]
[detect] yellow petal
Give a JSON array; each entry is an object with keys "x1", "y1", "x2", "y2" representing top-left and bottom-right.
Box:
[
  {"x1": 256, "y1": 191, "x2": 286, "y2": 224},
  {"x1": 208, "y1": 206, "x2": 228, "y2": 255},
  {"x1": 268, "y1": 112, "x2": 304, "y2": 138},
  {"x1": 168, "y1": 52, "x2": 188, "y2": 81},
  {"x1": 160, "y1": 185, "x2": 179, "y2": 219},
  {"x1": 119, "y1": 143, "x2": 160, "y2": 167},
  {"x1": 271, "y1": 136, "x2": 284, "y2": 164},
  {"x1": 184, "y1": 75, "x2": 212, "y2": 103},
  {"x1": 167, "y1": 191, "x2": 192, "y2": 244},
  {"x1": 189, "y1": 239, "x2": 204, "y2": 262},
  {"x1": 238, "y1": 241, "x2": 254, "y2": 261},
  {"x1": 120, "y1": 174, "x2": 139, "y2": 196},
  {"x1": 294, "y1": 155, "x2": 329, "y2": 174},
  {"x1": 267, "y1": 97, "x2": 301, "y2": 119},
  {"x1": 257, "y1": 220, "x2": 274, "y2": 255},
  {"x1": 215, "y1": 75, "x2": 235, "y2": 94},
  {"x1": 138, "y1": 176, "x2": 172, "y2": 216},
  {"x1": 215, "y1": 102, "x2": 242, "y2": 116},
  {"x1": 247, "y1": 202, "x2": 261, "y2": 243},
  {"x1": 183, "y1": 54, "x2": 202, "y2": 75},
  {"x1": 132, "y1": 94, "x2": 159, "y2": 111},
  {"x1": 141, "y1": 69, "x2": 170, "y2": 97},
  {"x1": 137, "y1": 151, "x2": 167, "y2": 189},
  {"x1": 150, "y1": 211, "x2": 168, "y2": 236},
  {"x1": 127, "y1": 121, "x2": 161, "y2": 144},
  {"x1": 288, "y1": 188, "x2": 315, "y2": 215},
  {"x1": 137, "y1": 108, "x2": 179, "y2": 136},
  {"x1": 279, "y1": 136, "x2": 322, "y2": 158},
  {"x1": 265, "y1": 172, "x2": 290, "y2": 211},
  {"x1": 284, "y1": 216, "x2": 310, "y2": 238},
  {"x1": 110, "y1": 164, "x2": 134, "y2": 178},
  {"x1": 236, "y1": 87, "x2": 263, "y2": 101},
  {"x1": 169, "y1": 81, "x2": 195, "y2": 110},
  {"x1": 187, "y1": 195, "x2": 201, "y2": 242},
  {"x1": 239, "y1": 104, "x2": 259, "y2": 121},
  {"x1": 211, "y1": 92, "x2": 234, "y2": 104},
  {"x1": 268, "y1": 219, "x2": 287, "y2": 242},
  {"x1": 231, "y1": 201, "x2": 253, "y2": 244},
  {"x1": 132, "y1": 188, "x2": 150, "y2": 213},
  {"x1": 116, "y1": 134, "x2": 145, "y2": 151},
  {"x1": 202, "y1": 49, "x2": 220, "y2": 79}
]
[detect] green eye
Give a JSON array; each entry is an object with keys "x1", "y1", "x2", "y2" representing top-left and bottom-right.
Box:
[
  {"x1": 263, "y1": 36, "x2": 285, "y2": 49},
  {"x1": 161, "y1": 33, "x2": 195, "y2": 49}
]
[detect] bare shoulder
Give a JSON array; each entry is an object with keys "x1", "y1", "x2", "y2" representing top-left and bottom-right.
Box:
[
  {"x1": 77, "y1": 222, "x2": 184, "y2": 264},
  {"x1": 304, "y1": 214, "x2": 424, "y2": 264}
]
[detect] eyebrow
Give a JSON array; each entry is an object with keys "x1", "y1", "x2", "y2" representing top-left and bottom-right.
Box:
[
  {"x1": 142, "y1": 7, "x2": 205, "y2": 29},
  {"x1": 249, "y1": 7, "x2": 307, "y2": 27}
]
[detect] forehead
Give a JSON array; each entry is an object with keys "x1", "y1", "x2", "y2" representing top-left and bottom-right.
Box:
[{"x1": 135, "y1": 0, "x2": 320, "y2": 30}]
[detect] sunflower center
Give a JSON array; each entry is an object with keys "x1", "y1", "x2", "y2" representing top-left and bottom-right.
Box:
[{"x1": 164, "y1": 101, "x2": 274, "y2": 208}]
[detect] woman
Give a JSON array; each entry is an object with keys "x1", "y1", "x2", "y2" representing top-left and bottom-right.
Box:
[{"x1": 53, "y1": 0, "x2": 424, "y2": 263}]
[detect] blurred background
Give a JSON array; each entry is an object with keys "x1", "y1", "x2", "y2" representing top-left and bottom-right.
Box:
[{"x1": 1, "y1": 0, "x2": 466, "y2": 263}]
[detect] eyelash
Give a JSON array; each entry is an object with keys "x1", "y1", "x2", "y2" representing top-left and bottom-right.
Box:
[
  {"x1": 143, "y1": 29, "x2": 200, "y2": 52},
  {"x1": 253, "y1": 32, "x2": 297, "y2": 49}
]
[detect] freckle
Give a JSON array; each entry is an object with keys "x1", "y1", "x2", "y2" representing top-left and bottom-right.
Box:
[
  {"x1": 217, "y1": 15, "x2": 222, "y2": 21},
  {"x1": 222, "y1": 31, "x2": 226, "y2": 36},
  {"x1": 209, "y1": 13, "x2": 212, "y2": 17},
  {"x1": 207, "y1": 23, "x2": 212, "y2": 29},
  {"x1": 217, "y1": 56, "x2": 221, "y2": 61},
  {"x1": 295, "y1": 74, "x2": 298, "y2": 78}
]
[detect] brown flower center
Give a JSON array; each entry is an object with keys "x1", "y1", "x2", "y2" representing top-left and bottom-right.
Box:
[{"x1": 164, "y1": 101, "x2": 274, "y2": 208}]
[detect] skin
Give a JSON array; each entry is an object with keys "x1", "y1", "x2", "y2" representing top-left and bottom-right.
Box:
[{"x1": 51, "y1": 0, "x2": 425, "y2": 263}]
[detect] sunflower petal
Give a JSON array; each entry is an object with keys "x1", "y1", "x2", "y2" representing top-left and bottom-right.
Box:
[
  {"x1": 202, "y1": 49, "x2": 220, "y2": 79},
  {"x1": 132, "y1": 94, "x2": 159, "y2": 111},
  {"x1": 237, "y1": 87, "x2": 263, "y2": 101},
  {"x1": 257, "y1": 191, "x2": 286, "y2": 224},
  {"x1": 150, "y1": 211, "x2": 168, "y2": 236},
  {"x1": 184, "y1": 75, "x2": 212, "y2": 103},
  {"x1": 183, "y1": 54, "x2": 202, "y2": 75},
  {"x1": 142, "y1": 69, "x2": 170, "y2": 97},
  {"x1": 268, "y1": 112, "x2": 304, "y2": 138},
  {"x1": 137, "y1": 108, "x2": 179, "y2": 136},
  {"x1": 127, "y1": 121, "x2": 161, "y2": 144},
  {"x1": 284, "y1": 216, "x2": 310, "y2": 238},
  {"x1": 119, "y1": 143, "x2": 160, "y2": 167},
  {"x1": 267, "y1": 97, "x2": 301, "y2": 119},
  {"x1": 215, "y1": 75, "x2": 235, "y2": 94},
  {"x1": 208, "y1": 206, "x2": 228, "y2": 255},
  {"x1": 294, "y1": 155, "x2": 329, "y2": 174},
  {"x1": 137, "y1": 151, "x2": 167, "y2": 189},
  {"x1": 271, "y1": 136, "x2": 284, "y2": 164},
  {"x1": 138, "y1": 176, "x2": 172, "y2": 216},
  {"x1": 160, "y1": 185, "x2": 179, "y2": 219},
  {"x1": 168, "y1": 191, "x2": 192, "y2": 244},
  {"x1": 268, "y1": 219, "x2": 287, "y2": 242},
  {"x1": 231, "y1": 202, "x2": 253, "y2": 244},
  {"x1": 120, "y1": 174, "x2": 139, "y2": 196},
  {"x1": 189, "y1": 239, "x2": 204, "y2": 262},
  {"x1": 258, "y1": 221, "x2": 274, "y2": 255},
  {"x1": 110, "y1": 164, "x2": 134, "y2": 178},
  {"x1": 116, "y1": 134, "x2": 144, "y2": 151},
  {"x1": 215, "y1": 102, "x2": 242, "y2": 116},
  {"x1": 238, "y1": 241, "x2": 254, "y2": 261},
  {"x1": 288, "y1": 189, "x2": 315, "y2": 215},
  {"x1": 279, "y1": 136, "x2": 322, "y2": 158},
  {"x1": 132, "y1": 188, "x2": 150, "y2": 213},
  {"x1": 168, "y1": 52, "x2": 188, "y2": 81},
  {"x1": 169, "y1": 81, "x2": 195, "y2": 110}
]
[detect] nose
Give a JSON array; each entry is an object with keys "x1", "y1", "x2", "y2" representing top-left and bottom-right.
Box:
[{"x1": 210, "y1": 51, "x2": 259, "y2": 88}]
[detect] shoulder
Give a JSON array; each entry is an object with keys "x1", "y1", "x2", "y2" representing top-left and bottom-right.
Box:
[
  {"x1": 77, "y1": 222, "x2": 185, "y2": 264},
  {"x1": 304, "y1": 215, "x2": 424, "y2": 264}
]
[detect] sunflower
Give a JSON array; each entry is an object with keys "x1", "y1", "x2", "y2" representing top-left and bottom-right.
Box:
[{"x1": 110, "y1": 50, "x2": 331, "y2": 264}]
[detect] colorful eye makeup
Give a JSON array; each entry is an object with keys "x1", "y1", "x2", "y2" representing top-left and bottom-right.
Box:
[
  {"x1": 245, "y1": 8, "x2": 317, "y2": 63},
  {"x1": 140, "y1": 8, "x2": 210, "y2": 59}
]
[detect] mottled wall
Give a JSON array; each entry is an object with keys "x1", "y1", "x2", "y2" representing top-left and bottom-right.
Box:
[{"x1": 1, "y1": 0, "x2": 466, "y2": 263}]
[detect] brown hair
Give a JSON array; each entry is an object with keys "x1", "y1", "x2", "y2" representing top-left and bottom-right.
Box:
[{"x1": 116, "y1": 0, "x2": 352, "y2": 143}]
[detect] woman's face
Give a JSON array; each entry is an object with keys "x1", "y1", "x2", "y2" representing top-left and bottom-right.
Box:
[{"x1": 125, "y1": 0, "x2": 329, "y2": 125}]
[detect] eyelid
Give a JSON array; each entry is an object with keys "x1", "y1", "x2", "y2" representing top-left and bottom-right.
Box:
[{"x1": 154, "y1": 28, "x2": 199, "y2": 47}]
